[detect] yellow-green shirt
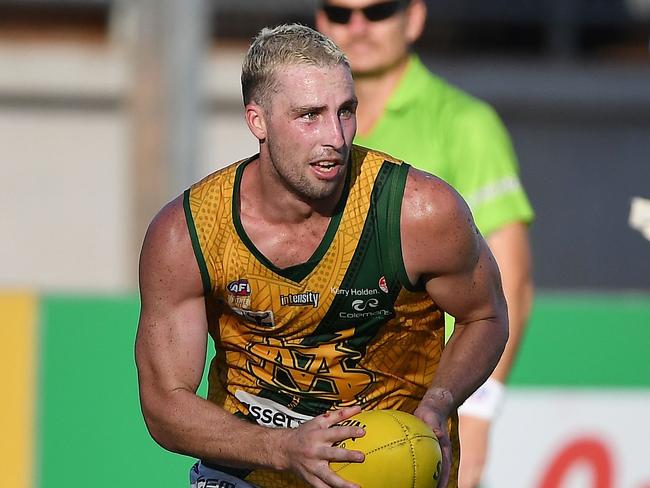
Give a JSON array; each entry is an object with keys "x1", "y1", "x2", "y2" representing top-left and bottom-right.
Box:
[{"x1": 355, "y1": 55, "x2": 534, "y2": 236}]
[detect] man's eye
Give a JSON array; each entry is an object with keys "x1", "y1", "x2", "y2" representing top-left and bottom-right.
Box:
[
  {"x1": 340, "y1": 108, "x2": 354, "y2": 118},
  {"x1": 301, "y1": 112, "x2": 318, "y2": 120}
]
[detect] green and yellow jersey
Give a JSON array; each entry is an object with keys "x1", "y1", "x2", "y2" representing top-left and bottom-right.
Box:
[{"x1": 184, "y1": 145, "x2": 459, "y2": 487}]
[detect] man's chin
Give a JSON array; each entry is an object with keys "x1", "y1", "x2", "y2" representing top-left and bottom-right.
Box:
[
  {"x1": 350, "y1": 53, "x2": 408, "y2": 79},
  {"x1": 351, "y1": 60, "x2": 394, "y2": 78},
  {"x1": 305, "y1": 168, "x2": 348, "y2": 202}
]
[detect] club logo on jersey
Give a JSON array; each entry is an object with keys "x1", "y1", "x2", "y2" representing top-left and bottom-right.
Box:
[
  {"x1": 352, "y1": 298, "x2": 379, "y2": 312},
  {"x1": 245, "y1": 329, "x2": 375, "y2": 403},
  {"x1": 231, "y1": 307, "x2": 275, "y2": 328},
  {"x1": 280, "y1": 291, "x2": 320, "y2": 308},
  {"x1": 378, "y1": 276, "x2": 389, "y2": 293},
  {"x1": 227, "y1": 279, "x2": 251, "y2": 309}
]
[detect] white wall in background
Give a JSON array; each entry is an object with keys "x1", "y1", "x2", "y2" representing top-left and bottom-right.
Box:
[
  {"x1": 0, "y1": 43, "x2": 252, "y2": 291},
  {"x1": 485, "y1": 390, "x2": 650, "y2": 488},
  {"x1": 0, "y1": 107, "x2": 131, "y2": 291}
]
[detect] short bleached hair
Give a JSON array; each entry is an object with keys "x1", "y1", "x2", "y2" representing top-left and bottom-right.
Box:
[{"x1": 241, "y1": 23, "x2": 349, "y2": 107}]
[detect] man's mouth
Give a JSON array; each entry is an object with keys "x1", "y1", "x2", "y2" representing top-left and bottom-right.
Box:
[{"x1": 311, "y1": 161, "x2": 338, "y2": 172}]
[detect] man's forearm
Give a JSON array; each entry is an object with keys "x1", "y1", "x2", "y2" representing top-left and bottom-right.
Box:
[
  {"x1": 142, "y1": 387, "x2": 284, "y2": 471},
  {"x1": 427, "y1": 317, "x2": 508, "y2": 415}
]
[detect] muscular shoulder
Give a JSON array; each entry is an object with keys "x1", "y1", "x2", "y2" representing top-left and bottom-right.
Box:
[
  {"x1": 139, "y1": 195, "x2": 203, "y2": 301},
  {"x1": 400, "y1": 168, "x2": 481, "y2": 282},
  {"x1": 143, "y1": 196, "x2": 189, "y2": 256}
]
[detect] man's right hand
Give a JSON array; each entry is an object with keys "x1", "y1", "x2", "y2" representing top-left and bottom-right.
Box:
[{"x1": 275, "y1": 406, "x2": 366, "y2": 488}]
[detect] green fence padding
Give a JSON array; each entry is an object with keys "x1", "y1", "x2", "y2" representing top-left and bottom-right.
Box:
[
  {"x1": 509, "y1": 293, "x2": 650, "y2": 387},
  {"x1": 37, "y1": 295, "x2": 208, "y2": 488},
  {"x1": 35, "y1": 293, "x2": 649, "y2": 488}
]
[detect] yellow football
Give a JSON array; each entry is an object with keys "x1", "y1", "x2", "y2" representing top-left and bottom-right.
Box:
[{"x1": 331, "y1": 409, "x2": 442, "y2": 488}]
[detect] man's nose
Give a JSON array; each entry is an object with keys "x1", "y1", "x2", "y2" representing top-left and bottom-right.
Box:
[
  {"x1": 347, "y1": 9, "x2": 370, "y2": 34},
  {"x1": 324, "y1": 113, "x2": 346, "y2": 148}
]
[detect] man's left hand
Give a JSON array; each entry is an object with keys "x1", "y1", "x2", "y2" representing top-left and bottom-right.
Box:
[{"x1": 414, "y1": 394, "x2": 453, "y2": 488}]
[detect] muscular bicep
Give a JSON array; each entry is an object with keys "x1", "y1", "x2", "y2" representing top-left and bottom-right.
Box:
[
  {"x1": 135, "y1": 196, "x2": 209, "y2": 402},
  {"x1": 425, "y1": 238, "x2": 505, "y2": 327},
  {"x1": 401, "y1": 169, "x2": 507, "y2": 327}
]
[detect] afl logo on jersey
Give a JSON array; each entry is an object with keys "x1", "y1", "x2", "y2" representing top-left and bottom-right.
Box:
[
  {"x1": 228, "y1": 279, "x2": 251, "y2": 296},
  {"x1": 378, "y1": 276, "x2": 389, "y2": 294},
  {"x1": 227, "y1": 279, "x2": 252, "y2": 309}
]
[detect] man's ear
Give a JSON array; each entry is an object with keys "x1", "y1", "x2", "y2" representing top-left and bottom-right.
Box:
[
  {"x1": 245, "y1": 103, "x2": 267, "y2": 141},
  {"x1": 405, "y1": 0, "x2": 427, "y2": 44}
]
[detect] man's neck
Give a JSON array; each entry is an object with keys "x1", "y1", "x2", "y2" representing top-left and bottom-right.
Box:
[
  {"x1": 238, "y1": 154, "x2": 343, "y2": 268},
  {"x1": 353, "y1": 55, "x2": 411, "y2": 137},
  {"x1": 243, "y1": 154, "x2": 343, "y2": 225}
]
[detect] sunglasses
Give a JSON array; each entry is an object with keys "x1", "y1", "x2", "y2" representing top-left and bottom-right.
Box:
[{"x1": 321, "y1": 1, "x2": 408, "y2": 24}]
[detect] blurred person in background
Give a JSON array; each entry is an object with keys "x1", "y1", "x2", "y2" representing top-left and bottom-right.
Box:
[
  {"x1": 316, "y1": 1, "x2": 534, "y2": 486},
  {"x1": 135, "y1": 23, "x2": 509, "y2": 488}
]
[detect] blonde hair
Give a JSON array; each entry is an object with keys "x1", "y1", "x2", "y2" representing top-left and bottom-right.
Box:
[{"x1": 241, "y1": 23, "x2": 349, "y2": 107}]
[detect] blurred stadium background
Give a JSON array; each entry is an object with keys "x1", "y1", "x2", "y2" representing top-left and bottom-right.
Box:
[{"x1": 1, "y1": 0, "x2": 649, "y2": 487}]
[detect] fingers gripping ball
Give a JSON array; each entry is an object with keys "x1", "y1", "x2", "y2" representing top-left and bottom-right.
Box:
[{"x1": 331, "y1": 409, "x2": 442, "y2": 487}]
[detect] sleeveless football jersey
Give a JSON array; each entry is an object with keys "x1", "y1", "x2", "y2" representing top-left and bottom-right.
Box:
[{"x1": 184, "y1": 145, "x2": 459, "y2": 487}]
